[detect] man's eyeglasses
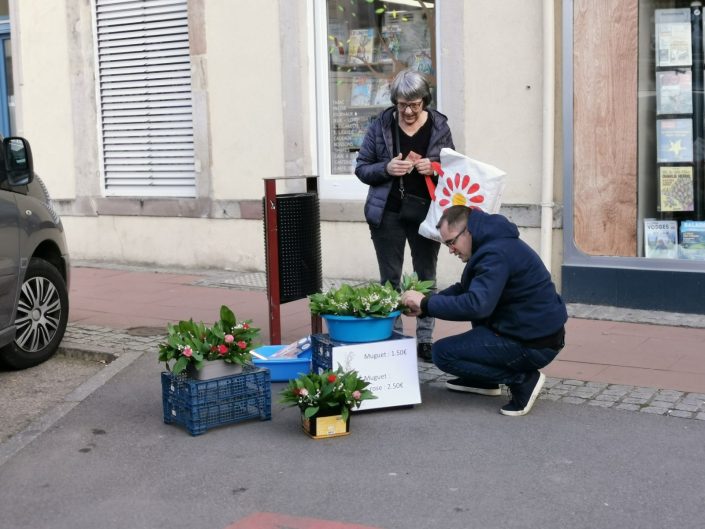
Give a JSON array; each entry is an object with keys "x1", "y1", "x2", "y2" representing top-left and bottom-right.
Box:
[
  {"x1": 443, "y1": 226, "x2": 466, "y2": 248},
  {"x1": 397, "y1": 100, "x2": 423, "y2": 112}
]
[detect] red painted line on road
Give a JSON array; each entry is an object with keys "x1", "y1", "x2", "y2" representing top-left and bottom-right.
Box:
[{"x1": 224, "y1": 512, "x2": 383, "y2": 529}]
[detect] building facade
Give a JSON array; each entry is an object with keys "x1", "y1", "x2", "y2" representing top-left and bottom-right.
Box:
[{"x1": 8, "y1": 1, "x2": 699, "y2": 314}]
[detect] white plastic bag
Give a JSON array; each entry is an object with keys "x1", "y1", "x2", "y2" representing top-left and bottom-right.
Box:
[{"x1": 418, "y1": 148, "x2": 506, "y2": 242}]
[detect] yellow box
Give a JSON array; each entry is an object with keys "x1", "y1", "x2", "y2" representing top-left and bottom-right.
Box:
[{"x1": 301, "y1": 413, "x2": 350, "y2": 439}]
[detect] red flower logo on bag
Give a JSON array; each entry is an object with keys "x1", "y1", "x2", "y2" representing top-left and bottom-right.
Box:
[{"x1": 438, "y1": 172, "x2": 485, "y2": 209}]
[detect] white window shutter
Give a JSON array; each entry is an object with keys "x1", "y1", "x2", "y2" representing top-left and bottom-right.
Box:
[{"x1": 95, "y1": 0, "x2": 196, "y2": 197}]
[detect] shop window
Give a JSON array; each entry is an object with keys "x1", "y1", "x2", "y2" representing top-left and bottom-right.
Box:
[
  {"x1": 316, "y1": 0, "x2": 436, "y2": 199},
  {"x1": 638, "y1": 1, "x2": 705, "y2": 260}
]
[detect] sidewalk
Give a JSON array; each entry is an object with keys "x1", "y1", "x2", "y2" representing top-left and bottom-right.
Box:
[
  {"x1": 67, "y1": 262, "x2": 705, "y2": 394},
  {"x1": 65, "y1": 262, "x2": 705, "y2": 397}
]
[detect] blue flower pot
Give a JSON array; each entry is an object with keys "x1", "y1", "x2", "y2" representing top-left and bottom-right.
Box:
[{"x1": 322, "y1": 311, "x2": 400, "y2": 343}]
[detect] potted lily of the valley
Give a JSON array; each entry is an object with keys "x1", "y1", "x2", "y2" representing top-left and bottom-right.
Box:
[
  {"x1": 280, "y1": 366, "x2": 377, "y2": 438},
  {"x1": 158, "y1": 305, "x2": 260, "y2": 380},
  {"x1": 308, "y1": 273, "x2": 433, "y2": 342}
]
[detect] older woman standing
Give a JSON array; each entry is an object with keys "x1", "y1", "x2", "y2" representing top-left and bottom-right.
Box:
[{"x1": 355, "y1": 69, "x2": 455, "y2": 362}]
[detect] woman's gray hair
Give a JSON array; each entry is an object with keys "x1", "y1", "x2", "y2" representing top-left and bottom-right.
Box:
[{"x1": 389, "y1": 69, "x2": 432, "y2": 107}]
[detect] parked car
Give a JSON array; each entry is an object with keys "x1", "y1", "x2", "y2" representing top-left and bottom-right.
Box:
[{"x1": 0, "y1": 137, "x2": 70, "y2": 369}]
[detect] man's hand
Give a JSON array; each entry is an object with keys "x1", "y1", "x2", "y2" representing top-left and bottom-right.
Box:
[{"x1": 401, "y1": 290, "x2": 425, "y2": 317}]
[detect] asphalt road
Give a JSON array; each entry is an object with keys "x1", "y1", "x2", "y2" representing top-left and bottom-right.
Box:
[
  {"x1": 0, "y1": 350, "x2": 704, "y2": 529},
  {"x1": 0, "y1": 353, "x2": 105, "y2": 443}
]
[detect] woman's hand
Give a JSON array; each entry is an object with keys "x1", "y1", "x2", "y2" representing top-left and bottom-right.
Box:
[
  {"x1": 414, "y1": 158, "x2": 434, "y2": 175},
  {"x1": 386, "y1": 153, "x2": 413, "y2": 176}
]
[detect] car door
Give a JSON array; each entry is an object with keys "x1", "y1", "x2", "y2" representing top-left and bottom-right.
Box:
[{"x1": 0, "y1": 184, "x2": 20, "y2": 331}]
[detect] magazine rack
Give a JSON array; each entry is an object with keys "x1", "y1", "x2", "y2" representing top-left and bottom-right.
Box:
[
  {"x1": 654, "y1": 7, "x2": 704, "y2": 220},
  {"x1": 263, "y1": 177, "x2": 323, "y2": 344}
]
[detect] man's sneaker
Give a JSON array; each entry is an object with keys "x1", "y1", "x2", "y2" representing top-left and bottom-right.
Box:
[
  {"x1": 500, "y1": 371, "x2": 546, "y2": 416},
  {"x1": 445, "y1": 378, "x2": 502, "y2": 396},
  {"x1": 417, "y1": 342, "x2": 433, "y2": 363}
]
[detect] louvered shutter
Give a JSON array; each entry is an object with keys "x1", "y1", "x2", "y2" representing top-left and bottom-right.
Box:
[{"x1": 95, "y1": 0, "x2": 196, "y2": 197}]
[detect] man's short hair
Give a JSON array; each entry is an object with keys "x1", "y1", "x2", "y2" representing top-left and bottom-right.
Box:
[{"x1": 437, "y1": 205, "x2": 471, "y2": 231}]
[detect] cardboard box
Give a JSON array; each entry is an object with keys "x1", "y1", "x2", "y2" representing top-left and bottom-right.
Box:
[{"x1": 311, "y1": 332, "x2": 421, "y2": 411}]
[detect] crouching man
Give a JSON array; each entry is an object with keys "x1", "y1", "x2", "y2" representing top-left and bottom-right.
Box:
[{"x1": 401, "y1": 206, "x2": 567, "y2": 416}]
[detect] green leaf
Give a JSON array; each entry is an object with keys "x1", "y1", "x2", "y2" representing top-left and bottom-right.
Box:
[
  {"x1": 304, "y1": 406, "x2": 319, "y2": 418},
  {"x1": 220, "y1": 305, "x2": 236, "y2": 326},
  {"x1": 375, "y1": 8, "x2": 385, "y2": 14},
  {"x1": 172, "y1": 356, "x2": 188, "y2": 375}
]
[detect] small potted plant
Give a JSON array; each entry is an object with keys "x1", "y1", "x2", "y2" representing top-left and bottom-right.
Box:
[
  {"x1": 158, "y1": 305, "x2": 260, "y2": 380},
  {"x1": 280, "y1": 366, "x2": 377, "y2": 438},
  {"x1": 308, "y1": 273, "x2": 434, "y2": 342}
]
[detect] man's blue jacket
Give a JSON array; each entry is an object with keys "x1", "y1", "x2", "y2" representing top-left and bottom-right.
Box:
[{"x1": 425, "y1": 209, "x2": 567, "y2": 341}]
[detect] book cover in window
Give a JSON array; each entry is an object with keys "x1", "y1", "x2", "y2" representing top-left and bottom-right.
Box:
[
  {"x1": 328, "y1": 21, "x2": 348, "y2": 66},
  {"x1": 389, "y1": 10, "x2": 431, "y2": 65},
  {"x1": 409, "y1": 49, "x2": 434, "y2": 76},
  {"x1": 657, "y1": 118, "x2": 693, "y2": 163},
  {"x1": 656, "y1": 69, "x2": 693, "y2": 115},
  {"x1": 644, "y1": 219, "x2": 678, "y2": 259},
  {"x1": 350, "y1": 76, "x2": 374, "y2": 107},
  {"x1": 679, "y1": 220, "x2": 705, "y2": 260},
  {"x1": 658, "y1": 166, "x2": 694, "y2": 212},
  {"x1": 655, "y1": 8, "x2": 692, "y2": 68},
  {"x1": 348, "y1": 28, "x2": 375, "y2": 65},
  {"x1": 372, "y1": 78, "x2": 392, "y2": 107},
  {"x1": 377, "y1": 24, "x2": 401, "y2": 63}
]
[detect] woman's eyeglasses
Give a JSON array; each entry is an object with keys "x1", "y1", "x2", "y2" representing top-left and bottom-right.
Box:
[{"x1": 397, "y1": 100, "x2": 423, "y2": 112}]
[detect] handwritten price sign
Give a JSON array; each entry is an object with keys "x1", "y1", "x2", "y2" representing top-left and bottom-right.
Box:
[{"x1": 311, "y1": 333, "x2": 422, "y2": 410}]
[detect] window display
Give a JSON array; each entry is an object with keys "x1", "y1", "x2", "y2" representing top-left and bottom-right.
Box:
[
  {"x1": 639, "y1": 1, "x2": 705, "y2": 259},
  {"x1": 324, "y1": 0, "x2": 436, "y2": 175}
]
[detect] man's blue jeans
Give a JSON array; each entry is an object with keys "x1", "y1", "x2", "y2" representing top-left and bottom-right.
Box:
[{"x1": 433, "y1": 326, "x2": 560, "y2": 386}]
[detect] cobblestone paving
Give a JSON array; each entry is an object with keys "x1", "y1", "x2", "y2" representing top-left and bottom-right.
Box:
[
  {"x1": 417, "y1": 363, "x2": 705, "y2": 421},
  {"x1": 62, "y1": 323, "x2": 705, "y2": 422}
]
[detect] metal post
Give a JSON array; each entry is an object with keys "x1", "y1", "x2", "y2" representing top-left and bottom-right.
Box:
[
  {"x1": 306, "y1": 176, "x2": 323, "y2": 335},
  {"x1": 264, "y1": 179, "x2": 281, "y2": 345},
  {"x1": 693, "y1": 2, "x2": 705, "y2": 219}
]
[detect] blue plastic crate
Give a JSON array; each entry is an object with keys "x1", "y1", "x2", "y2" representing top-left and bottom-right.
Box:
[
  {"x1": 161, "y1": 366, "x2": 271, "y2": 436},
  {"x1": 252, "y1": 345, "x2": 312, "y2": 381}
]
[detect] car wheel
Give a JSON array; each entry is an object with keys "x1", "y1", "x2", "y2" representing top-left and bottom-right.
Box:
[{"x1": 0, "y1": 258, "x2": 69, "y2": 369}]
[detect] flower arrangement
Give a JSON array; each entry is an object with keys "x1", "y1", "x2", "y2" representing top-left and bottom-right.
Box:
[
  {"x1": 280, "y1": 366, "x2": 377, "y2": 422},
  {"x1": 308, "y1": 273, "x2": 434, "y2": 318},
  {"x1": 158, "y1": 305, "x2": 260, "y2": 375}
]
